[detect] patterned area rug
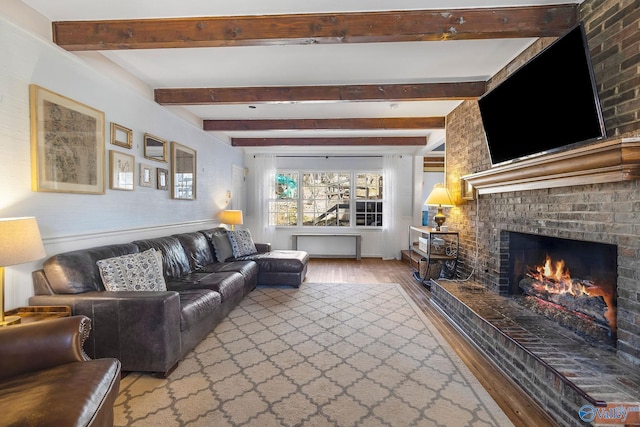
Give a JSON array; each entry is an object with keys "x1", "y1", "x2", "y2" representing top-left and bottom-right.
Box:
[{"x1": 114, "y1": 283, "x2": 513, "y2": 426}]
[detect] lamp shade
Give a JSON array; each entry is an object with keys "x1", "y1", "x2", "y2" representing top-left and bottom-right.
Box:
[
  {"x1": 0, "y1": 217, "x2": 46, "y2": 267},
  {"x1": 220, "y1": 210, "x2": 243, "y2": 226},
  {"x1": 424, "y1": 184, "x2": 455, "y2": 207}
]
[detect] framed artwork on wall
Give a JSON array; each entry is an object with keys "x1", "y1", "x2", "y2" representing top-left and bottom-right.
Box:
[
  {"x1": 109, "y1": 150, "x2": 134, "y2": 191},
  {"x1": 171, "y1": 141, "x2": 196, "y2": 200},
  {"x1": 29, "y1": 84, "x2": 105, "y2": 194},
  {"x1": 144, "y1": 133, "x2": 167, "y2": 162},
  {"x1": 157, "y1": 168, "x2": 168, "y2": 190},
  {"x1": 460, "y1": 177, "x2": 476, "y2": 201},
  {"x1": 139, "y1": 163, "x2": 153, "y2": 187},
  {"x1": 110, "y1": 122, "x2": 132, "y2": 149}
]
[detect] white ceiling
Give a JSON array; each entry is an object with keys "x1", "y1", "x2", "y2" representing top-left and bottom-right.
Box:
[{"x1": 19, "y1": 0, "x2": 582, "y2": 154}]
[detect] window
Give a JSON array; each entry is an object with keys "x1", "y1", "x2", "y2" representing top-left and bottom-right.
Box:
[
  {"x1": 269, "y1": 172, "x2": 298, "y2": 226},
  {"x1": 270, "y1": 171, "x2": 383, "y2": 227},
  {"x1": 355, "y1": 173, "x2": 383, "y2": 227}
]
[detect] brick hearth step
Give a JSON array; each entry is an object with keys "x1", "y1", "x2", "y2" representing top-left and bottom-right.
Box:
[{"x1": 430, "y1": 279, "x2": 640, "y2": 427}]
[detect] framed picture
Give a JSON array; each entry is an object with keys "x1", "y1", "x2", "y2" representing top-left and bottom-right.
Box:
[
  {"x1": 171, "y1": 141, "x2": 196, "y2": 200},
  {"x1": 157, "y1": 168, "x2": 168, "y2": 190},
  {"x1": 460, "y1": 177, "x2": 476, "y2": 201},
  {"x1": 144, "y1": 133, "x2": 167, "y2": 162},
  {"x1": 110, "y1": 122, "x2": 132, "y2": 149},
  {"x1": 109, "y1": 150, "x2": 135, "y2": 191},
  {"x1": 29, "y1": 84, "x2": 105, "y2": 194},
  {"x1": 139, "y1": 163, "x2": 153, "y2": 187}
]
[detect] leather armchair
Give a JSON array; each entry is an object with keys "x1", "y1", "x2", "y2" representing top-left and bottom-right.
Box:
[{"x1": 0, "y1": 316, "x2": 121, "y2": 426}]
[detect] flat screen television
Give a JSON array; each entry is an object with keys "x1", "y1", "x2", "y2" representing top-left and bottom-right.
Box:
[{"x1": 478, "y1": 23, "x2": 606, "y2": 166}]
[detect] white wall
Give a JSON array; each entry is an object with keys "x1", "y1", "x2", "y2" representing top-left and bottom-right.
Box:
[{"x1": 0, "y1": 13, "x2": 244, "y2": 307}]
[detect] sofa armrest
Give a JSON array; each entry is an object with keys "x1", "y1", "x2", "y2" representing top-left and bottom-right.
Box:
[
  {"x1": 29, "y1": 291, "x2": 183, "y2": 374},
  {"x1": 0, "y1": 315, "x2": 90, "y2": 381},
  {"x1": 255, "y1": 243, "x2": 271, "y2": 253}
]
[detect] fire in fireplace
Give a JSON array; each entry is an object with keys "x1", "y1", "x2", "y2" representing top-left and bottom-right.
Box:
[{"x1": 508, "y1": 232, "x2": 617, "y2": 347}]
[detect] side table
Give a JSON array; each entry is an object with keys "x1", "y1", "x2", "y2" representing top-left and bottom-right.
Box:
[{"x1": 4, "y1": 306, "x2": 71, "y2": 325}]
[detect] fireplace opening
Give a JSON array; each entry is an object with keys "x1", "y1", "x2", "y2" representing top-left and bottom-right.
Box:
[{"x1": 507, "y1": 232, "x2": 617, "y2": 347}]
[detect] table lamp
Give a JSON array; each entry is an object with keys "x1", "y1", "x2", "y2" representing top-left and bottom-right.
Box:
[
  {"x1": 424, "y1": 183, "x2": 455, "y2": 231},
  {"x1": 0, "y1": 217, "x2": 46, "y2": 326},
  {"x1": 220, "y1": 210, "x2": 243, "y2": 231}
]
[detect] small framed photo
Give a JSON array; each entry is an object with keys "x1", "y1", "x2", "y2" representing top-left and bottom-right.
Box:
[
  {"x1": 110, "y1": 122, "x2": 132, "y2": 149},
  {"x1": 139, "y1": 163, "x2": 153, "y2": 187},
  {"x1": 157, "y1": 167, "x2": 169, "y2": 190},
  {"x1": 109, "y1": 150, "x2": 135, "y2": 191},
  {"x1": 144, "y1": 133, "x2": 167, "y2": 162}
]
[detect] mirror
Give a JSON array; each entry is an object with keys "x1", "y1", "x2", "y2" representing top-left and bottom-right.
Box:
[
  {"x1": 144, "y1": 133, "x2": 167, "y2": 162},
  {"x1": 171, "y1": 141, "x2": 196, "y2": 200}
]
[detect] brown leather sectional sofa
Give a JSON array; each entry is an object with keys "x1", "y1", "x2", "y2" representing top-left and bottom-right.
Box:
[{"x1": 29, "y1": 227, "x2": 308, "y2": 376}]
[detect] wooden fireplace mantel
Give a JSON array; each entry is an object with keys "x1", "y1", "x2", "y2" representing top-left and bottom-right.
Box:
[{"x1": 462, "y1": 137, "x2": 640, "y2": 194}]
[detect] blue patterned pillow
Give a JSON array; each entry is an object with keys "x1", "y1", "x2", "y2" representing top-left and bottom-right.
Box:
[
  {"x1": 97, "y1": 249, "x2": 167, "y2": 292},
  {"x1": 227, "y1": 230, "x2": 257, "y2": 257}
]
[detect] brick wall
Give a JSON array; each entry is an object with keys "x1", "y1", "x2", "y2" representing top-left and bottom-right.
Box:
[{"x1": 444, "y1": 0, "x2": 640, "y2": 365}]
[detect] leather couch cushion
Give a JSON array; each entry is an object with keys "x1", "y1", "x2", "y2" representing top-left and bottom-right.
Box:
[
  {"x1": 173, "y1": 232, "x2": 216, "y2": 270},
  {"x1": 133, "y1": 236, "x2": 192, "y2": 280},
  {"x1": 43, "y1": 243, "x2": 140, "y2": 294},
  {"x1": 168, "y1": 271, "x2": 244, "y2": 302},
  {"x1": 177, "y1": 289, "x2": 221, "y2": 332},
  {"x1": 237, "y1": 250, "x2": 309, "y2": 273}
]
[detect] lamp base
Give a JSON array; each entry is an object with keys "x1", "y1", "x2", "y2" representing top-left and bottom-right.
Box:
[
  {"x1": 433, "y1": 207, "x2": 446, "y2": 231},
  {"x1": 0, "y1": 315, "x2": 21, "y2": 327}
]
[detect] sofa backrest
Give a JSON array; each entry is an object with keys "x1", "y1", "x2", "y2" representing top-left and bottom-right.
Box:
[
  {"x1": 173, "y1": 232, "x2": 216, "y2": 271},
  {"x1": 132, "y1": 236, "x2": 192, "y2": 280},
  {"x1": 42, "y1": 243, "x2": 140, "y2": 294}
]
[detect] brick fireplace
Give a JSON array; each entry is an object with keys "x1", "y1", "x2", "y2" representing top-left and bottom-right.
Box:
[
  {"x1": 436, "y1": 1, "x2": 640, "y2": 423},
  {"x1": 442, "y1": 0, "x2": 640, "y2": 368}
]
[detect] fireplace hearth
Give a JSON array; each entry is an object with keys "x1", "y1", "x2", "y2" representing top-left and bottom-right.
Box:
[{"x1": 430, "y1": 280, "x2": 640, "y2": 427}]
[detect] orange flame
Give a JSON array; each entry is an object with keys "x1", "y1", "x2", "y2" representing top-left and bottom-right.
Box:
[{"x1": 527, "y1": 254, "x2": 616, "y2": 331}]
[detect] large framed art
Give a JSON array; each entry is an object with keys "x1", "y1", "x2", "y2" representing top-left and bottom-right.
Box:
[{"x1": 30, "y1": 84, "x2": 105, "y2": 194}]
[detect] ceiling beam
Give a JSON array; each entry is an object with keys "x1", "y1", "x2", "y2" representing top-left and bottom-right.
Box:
[
  {"x1": 231, "y1": 137, "x2": 427, "y2": 147},
  {"x1": 204, "y1": 117, "x2": 445, "y2": 131},
  {"x1": 156, "y1": 82, "x2": 485, "y2": 105},
  {"x1": 52, "y1": 5, "x2": 578, "y2": 51}
]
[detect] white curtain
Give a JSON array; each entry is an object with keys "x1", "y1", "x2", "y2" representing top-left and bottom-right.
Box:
[
  {"x1": 382, "y1": 154, "x2": 400, "y2": 260},
  {"x1": 253, "y1": 154, "x2": 277, "y2": 245}
]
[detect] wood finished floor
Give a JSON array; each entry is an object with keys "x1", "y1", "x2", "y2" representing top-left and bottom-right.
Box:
[{"x1": 304, "y1": 258, "x2": 560, "y2": 427}]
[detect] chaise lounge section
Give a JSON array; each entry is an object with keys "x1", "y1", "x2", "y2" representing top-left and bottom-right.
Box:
[{"x1": 29, "y1": 228, "x2": 308, "y2": 376}]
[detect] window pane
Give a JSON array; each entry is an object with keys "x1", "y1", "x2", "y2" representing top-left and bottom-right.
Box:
[
  {"x1": 302, "y1": 172, "x2": 350, "y2": 227},
  {"x1": 275, "y1": 173, "x2": 298, "y2": 199},
  {"x1": 355, "y1": 174, "x2": 383, "y2": 227},
  {"x1": 355, "y1": 173, "x2": 382, "y2": 200}
]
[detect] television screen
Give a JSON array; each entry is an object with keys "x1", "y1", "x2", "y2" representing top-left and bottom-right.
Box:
[{"x1": 478, "y1": 23, "x2": 606, "y2": 166}]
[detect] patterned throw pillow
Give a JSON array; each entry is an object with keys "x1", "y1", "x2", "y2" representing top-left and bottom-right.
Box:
[
  {"x1": 227, "y1": 229, "x2": 257, "y2": 258},
  {"x1": 97, "y1": 249, "x2": 167, "y2": 292}
]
